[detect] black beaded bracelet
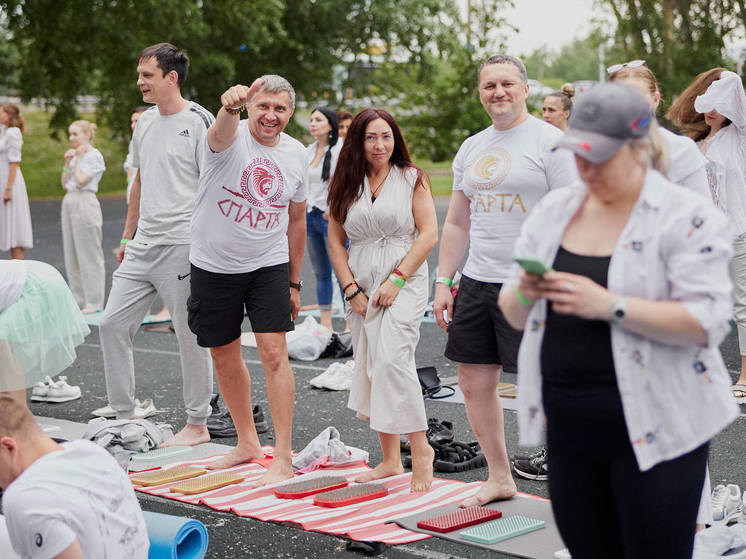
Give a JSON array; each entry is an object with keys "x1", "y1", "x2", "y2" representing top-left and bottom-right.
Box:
[{"x1": 344, "y1": 287, "x2": 364, "y2": 301}]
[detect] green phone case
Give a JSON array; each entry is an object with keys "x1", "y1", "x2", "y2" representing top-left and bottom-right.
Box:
[{"x1": 514, "y1": 257, "x2": 551, "y2": 277}]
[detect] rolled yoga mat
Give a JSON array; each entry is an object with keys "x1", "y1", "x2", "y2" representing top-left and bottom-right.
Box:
[{"x1": 142, "y1": 511, "x2": 208, "y2": 559}]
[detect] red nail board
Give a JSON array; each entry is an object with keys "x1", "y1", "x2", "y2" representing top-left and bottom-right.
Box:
[
  {"x1": 313, "y1": 483, "x2": 388, "y2": 508},
  {"x1": 273, "y1": 475, "x2": 349, "y2": 499},
  {"x1": 416, "y1": 506, "x2": 502, "y2": 533}
]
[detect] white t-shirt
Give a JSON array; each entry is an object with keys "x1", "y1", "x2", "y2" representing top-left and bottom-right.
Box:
[
  {"x1": 453, "y1": 116, "x2": 577, "y2": 283},
  {"x1": 131, "y1": 102, "x2": 215, "y2": 245},
  {"x1": 659, "y1": 127, "x2": 709, "y2": 199},
  {"x1": 4, "y1": 440, "x2": 149, "y2": 559},
  {"x1": 64, "y1": 148, "x2": 106, "y2": 193},
  {"x1": 190, "y1": 124, "x2": 308, "y2": 274},
  {"x1": 0, "y1": 259, "x2": 26, "y2": 312},
  {"x1": 305, "y1": 141, "x2": 341, "y2": 212}
]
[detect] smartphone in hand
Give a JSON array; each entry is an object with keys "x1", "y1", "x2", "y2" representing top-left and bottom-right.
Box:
[{"x1": 514, "y1": 256, "x2": 552, "y2": 277}]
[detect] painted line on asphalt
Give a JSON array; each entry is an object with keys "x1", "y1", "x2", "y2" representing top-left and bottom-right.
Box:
[
  {"x1": 80, "y1": 342, "x2": 329, "y2": 371},
  {"x1": 399, "y1": 546, "x2": 470, "y2": 559}
]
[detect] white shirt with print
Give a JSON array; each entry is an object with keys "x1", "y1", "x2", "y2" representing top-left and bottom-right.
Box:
[
  {"x1": 453, "y1": 115, "x2": 577, "y2": 283},
  {"x1": 506, "y1": 170, "x2": 739, "y2": 471},
  {"x1": 190, "y1": 124, "x2": 308, "y2": 274}
]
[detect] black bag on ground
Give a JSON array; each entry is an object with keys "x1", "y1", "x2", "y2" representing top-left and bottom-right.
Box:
[
  {"x1": 417, "y1": 366, "x2": 455, "y2": 399},
  {"x1": 320, "y1": 331, "x2": 354, "y2": 359}
]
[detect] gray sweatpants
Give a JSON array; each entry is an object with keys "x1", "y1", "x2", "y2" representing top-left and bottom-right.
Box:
[
  {"x1": 61, "y1": 190, "x2": 105, "y2": 310},
  {"x1": 731, "y1": 233, "x2": 746, "y2": 354},
  {"x1": 99, "y1": 241, "x2": 212, "y2": 423}
]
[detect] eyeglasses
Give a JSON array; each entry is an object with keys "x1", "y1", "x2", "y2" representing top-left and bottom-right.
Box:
[{"x1": 606, "y1": 59, "x2": 646, "y2": 75}]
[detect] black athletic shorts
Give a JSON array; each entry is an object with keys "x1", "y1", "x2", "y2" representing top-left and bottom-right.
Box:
[
  {"x1": 444, "y1": 275, "x2": 522, "y2": 372},
  {"x1": 188, "y1": 262, "x2": 294, "y2": 348}
]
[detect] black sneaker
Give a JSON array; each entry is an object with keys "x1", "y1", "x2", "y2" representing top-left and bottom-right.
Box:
[
  {"x1": 207, "y1": 404, "x2": 269, "y2": 437},
  {"x1": 513, "y1": 448, "x2": 548, "y2": 481},
  {"x1": 252, "y1": 404, "x2": 269, "y2": 434},
  {"x1": 512, "y1": 446, "x2": 546, "y2": 463}
]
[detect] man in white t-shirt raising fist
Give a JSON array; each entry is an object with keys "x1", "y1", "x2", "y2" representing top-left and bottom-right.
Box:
[
  {"x1": 0, "y1": 396, "x2": 149, "y2": 559},
  {"x1": 433, "y1": 55, "x2": 576, "y2": 506},
  {"x1": 188, "y1": 76, "x2": 307, "y2": 485}
]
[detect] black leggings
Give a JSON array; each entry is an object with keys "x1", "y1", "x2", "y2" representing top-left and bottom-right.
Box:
[{"x1": 544, "y1": 385, "x2": 708, "y2": 559}]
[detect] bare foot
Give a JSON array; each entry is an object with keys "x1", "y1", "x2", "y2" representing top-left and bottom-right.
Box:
[
  {"x1": 410, "y1": 444, "x2": 434, "y2": 492},
  {"x1": 81, "y1": 306, "x2": 102, "y2": 314},
  {"x1": 355, "y1": 461, "x2": 405, "y2": 483},
  {"x1": 160, "y1": 424, "x2": 210, "y2": 448},
  {"x1": 460, "y1": 476, "x2": 517, "y2": 507},
  {"x1": 254, "y1": 457, "x2": 294, "y2": 487},
  {"x1": 206, "y1": 444, "x2": 265, "y2": 470},
  {"x1": 151, "y1": 308, "x2": 171, "y2": 322}
]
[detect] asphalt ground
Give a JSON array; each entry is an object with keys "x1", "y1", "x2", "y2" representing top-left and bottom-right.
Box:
[{"x1": 8, "y1": 195, "x2": 746, "y2": 559}]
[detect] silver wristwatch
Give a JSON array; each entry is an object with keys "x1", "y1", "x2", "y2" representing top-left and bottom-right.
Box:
[{"x1": 609, "y1": 296, "x2": 628, "y2": 325}]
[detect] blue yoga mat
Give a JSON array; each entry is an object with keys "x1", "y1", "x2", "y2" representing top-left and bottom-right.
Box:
[{"x1": 142, "y1": 511, "x2": 208, "y2": 559}]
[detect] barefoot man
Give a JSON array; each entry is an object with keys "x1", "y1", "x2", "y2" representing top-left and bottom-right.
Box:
[
  {"x1": 188, "y1": 76, "x2": 306, "y2": 484},
  {"x1": 100, "y1": 43, "x2": 214, "y2": 445},
  {"x1": 433, "y1": 54, "x2": 576, "y2": 506}
]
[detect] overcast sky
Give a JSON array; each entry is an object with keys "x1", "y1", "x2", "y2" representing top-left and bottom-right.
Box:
[{"x1": 502, "y1": 0, "x2": 597, "y2": 55}]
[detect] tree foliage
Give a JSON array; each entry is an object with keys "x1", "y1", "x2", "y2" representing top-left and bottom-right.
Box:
[
  {"x1": 0, "y1": 0, "x2": 475, "y2": 141},
  {"x1": 373, "y1": 0, "x2": 517, "y2": 161},
  {"x1": 598, "y1": 0, "x2": 741, "y2": 106}
]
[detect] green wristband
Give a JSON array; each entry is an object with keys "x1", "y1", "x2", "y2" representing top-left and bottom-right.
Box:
[
  {"x1": 120, "y1": 238, "x2": 130, "y2": 245},
  {"x1": 388, "y1": 273, "x2": 405, "y2": 288},
  {"x1": 62, "y1": 168, "x2": 71, "y2": 173},
  {"x1": 436, "y1": 276, "x2": 454, "y2": 287},
  {"x1": 516, "y1": 286, "x2": 533, "y2": 306}
]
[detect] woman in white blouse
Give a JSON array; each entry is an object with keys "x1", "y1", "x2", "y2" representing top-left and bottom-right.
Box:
[
  {"x1": 499, "y1": 83, "x2": 738, "y2": 559},
  {"x1": 0, "y1": 103, "x2": 33, "y2": 259},
  {"x1": 306, "y1": 106, "x2": 342, "y2": 330},
  {"x1": 668, "y1": 69, "x2": 746, "y2": 402},
  {"x1": 61, "y1": 120, "x2": 107, "y2": 313}
]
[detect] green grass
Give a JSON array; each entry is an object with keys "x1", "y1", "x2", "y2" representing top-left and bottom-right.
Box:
[
  {"x1": 20, "y1": 109, "x2": 128, "y2": 199},
  {"x1": 19, "y1": 108, "x2": 454, "y2": 199},
  {"x1": 415, "y1": 158, "x2": 453, "y2": 196}
]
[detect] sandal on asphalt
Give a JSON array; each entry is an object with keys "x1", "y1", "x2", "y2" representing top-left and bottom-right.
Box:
[
  {"x1": 433, "y1": 441, "x2": 487, "y2": 473},
  {"x1": 400, "y1": 418, "x2": 455, "y2": 452},
  {"x1": 731, "y1": 384, "x2": 746, "y2": 403}
]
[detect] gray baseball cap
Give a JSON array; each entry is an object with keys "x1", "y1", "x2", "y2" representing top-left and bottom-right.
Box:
[{"x1": 554, "y1": 82, "x2": 653, "y2": 163}]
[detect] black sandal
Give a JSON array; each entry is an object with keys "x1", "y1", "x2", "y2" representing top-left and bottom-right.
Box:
[{"x1": 433, "y1": 441, "x2": 487, "y2": 473}]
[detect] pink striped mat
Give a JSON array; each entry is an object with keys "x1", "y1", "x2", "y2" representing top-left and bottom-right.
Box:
[{"x1": 132, "y1": 453, "x2": 490, "y2": 544}]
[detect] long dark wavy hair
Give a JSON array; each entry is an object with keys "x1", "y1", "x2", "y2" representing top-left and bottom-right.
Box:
[{"x1": 327, "y1": 108, "x2": 428, "y2": 222}]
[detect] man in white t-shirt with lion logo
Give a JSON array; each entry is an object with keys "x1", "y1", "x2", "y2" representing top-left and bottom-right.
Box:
[
  {"x1": 189, "y1": 75, "x2": 307, "y2": 485},
  {"x1": 434, "y1": 54, "x2": 576, "y2": 505}
]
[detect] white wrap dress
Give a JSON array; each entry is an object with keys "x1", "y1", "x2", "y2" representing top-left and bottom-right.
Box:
[
  {"x1": 344, "y1": 166, "x2": 428, "y2": 435},
  {"x1": 0, "y1": 126, "x2": 33, "y2": 251}
]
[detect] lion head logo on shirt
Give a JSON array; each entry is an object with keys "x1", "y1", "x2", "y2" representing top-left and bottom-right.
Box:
[
  {"x1": 465, "y1": 147, "x2": 511, "y2": 190},
  {"x1": 240, "y1": 157, "x2": 284, "y2": 207}
]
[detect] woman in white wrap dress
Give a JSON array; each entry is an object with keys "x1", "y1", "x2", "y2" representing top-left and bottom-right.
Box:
[
  {"x1": 0, "y1": 103, "x2": 33, "y2": 259},
  {"x1": 328, "y1": 108, "x2": 438, "y2": 492}
]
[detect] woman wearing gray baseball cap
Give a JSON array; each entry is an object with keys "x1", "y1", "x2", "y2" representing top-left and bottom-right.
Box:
[{"x1": 498, "y1": 82, "x2": 738, "y2": 559}]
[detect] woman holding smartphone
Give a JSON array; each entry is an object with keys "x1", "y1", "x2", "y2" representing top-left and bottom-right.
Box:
[{"x1": 500, "y1": 83, "x2": 737, "y2": 559}]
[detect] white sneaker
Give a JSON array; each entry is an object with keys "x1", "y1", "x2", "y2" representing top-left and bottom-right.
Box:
[
  {"x1": 30, "y1": 376, "x2": 56, "y2": 401},
  {"x1": 91, "y1": 399, "x2": 158, "y2": 418},
  {"x1": 133, "y1": 399, "x2": 157, "y2": 419},
  {"x1": 712, "y1": 484, "x2": 742, "y2": 525},
  {"x1": 45, "y1": 376, "x2": 82, "y2": 403}
]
